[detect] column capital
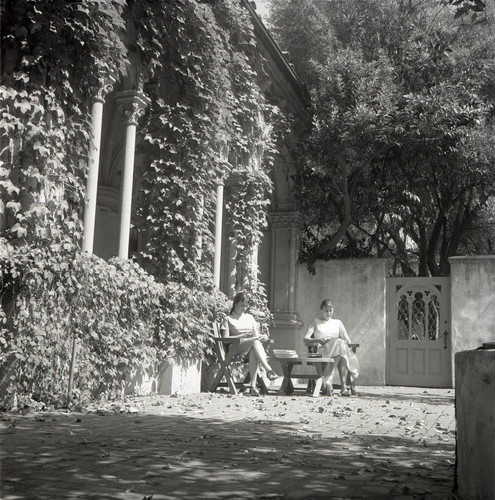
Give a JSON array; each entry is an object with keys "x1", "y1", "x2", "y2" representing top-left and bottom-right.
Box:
[
  {"x1": 272, "y1": 311, "x2": 303, "y2": 329},
  {"x1": 269, "y1": 211, "x2": 301, "y2": 229},
  {"x1": 94, "y1": 81, "x2": 114, "y2": 103},
  {"x1": 116, "y1": 90, "x2": 149, "y2": 125}
]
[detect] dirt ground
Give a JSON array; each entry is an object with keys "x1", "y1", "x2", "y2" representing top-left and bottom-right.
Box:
[{"x1": 0, "y1": 385, "x2": 457, "y2": 500}]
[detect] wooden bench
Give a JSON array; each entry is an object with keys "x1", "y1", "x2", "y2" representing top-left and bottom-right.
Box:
[{"x1": 209, "y1": 322, "x2": 271, "y2": 395}]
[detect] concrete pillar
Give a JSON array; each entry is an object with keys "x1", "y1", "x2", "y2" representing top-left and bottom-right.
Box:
[
  {"x1": 455, "y1": 345, "x2": 495, "y2": 500},
  {"x1": 82, "y1": 84, "x2": 112, "y2": 253},
  {"x1": 269, "y1": 211, "x2": 303, "y2": 348},
  {"x1": 449, "y1": 255, "x2": 495, "y2": 382},
  {"x1": 115, "y1": 91, "x2": 147, "y2": 259},
  {"x1": 213, "y1": 183, "x2": 224, "y2": 288}
]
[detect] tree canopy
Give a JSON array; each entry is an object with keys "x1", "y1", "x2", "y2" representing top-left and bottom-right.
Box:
[{"x1": 269, "y1": 0, "x2": 495, "y2": 276}]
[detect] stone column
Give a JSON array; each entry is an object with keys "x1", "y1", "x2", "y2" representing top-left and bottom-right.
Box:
[
  {"x1": 82, "y1": 84, "x2": 112, "y2": 253},
  {"x1": 116, "y1": 91, "x2": 147, "y2": 259},
  {"x1": 213, "y1": 182, "x2": 224, "y2": 288},
  {"x1": 269, "y1": 211, "x2": 303, "y2": 337},
  {"x1": 214, "y1": 146, "x2": 229, "y2": 289}
]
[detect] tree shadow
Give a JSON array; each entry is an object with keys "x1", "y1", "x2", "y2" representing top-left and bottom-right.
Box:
[
  {"x1": 271, "y1": 385, "x2": 454, "y2": 407},
  {"x1": 357, "y1": 389, "x2": 454, "y2": 407},
  {"x1": 1, "y1": 407, "x2": 456, "y2": 500}
]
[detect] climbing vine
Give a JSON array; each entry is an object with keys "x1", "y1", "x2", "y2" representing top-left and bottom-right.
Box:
[
  {"x1": 134, "y1": 0, "x2": 283, "y2": 290},
  {"x1": 0, "y1": 0, "x2": 289, "y2": 408},
  {"x1": 0, "y1": 0, "x2": 127, "y2": 247}
]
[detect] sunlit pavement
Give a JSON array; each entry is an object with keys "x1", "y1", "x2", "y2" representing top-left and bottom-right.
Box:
[{"x1": 0, "y1": 386, "x2": 456, "y2": 500}]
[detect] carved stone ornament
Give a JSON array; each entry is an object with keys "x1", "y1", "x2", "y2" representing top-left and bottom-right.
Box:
[
  {"x1": 94, "y1": 81, "x2": 114, "y2": 103},
  {"x1": 116, "y1": 90, "x2": 150, "y2": 125},
  {"x1": 272, "y1": 311, "x2": 303, "y2": 329},
  {"x1": 269, "y1": 211, "x2": 301, "y2": 229}
]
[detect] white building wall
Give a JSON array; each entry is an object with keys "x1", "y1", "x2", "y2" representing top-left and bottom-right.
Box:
[{"x1": 295, "y1": 259, "x2": 388, "y2": 385}]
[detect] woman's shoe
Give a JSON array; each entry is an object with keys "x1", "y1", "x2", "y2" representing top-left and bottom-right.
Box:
[
  {"x1": 266, "y1": 370, "x2": 278, "y2": 381},
  {"x1": 341, "y1": 389, "x2": 351, "y2": 397},
  {"x1": 322, "y1": 383, "x2": 333, "y2": 396},
  {"x1": 250, "y1": 387, "x2": 260, "y2": 396}
]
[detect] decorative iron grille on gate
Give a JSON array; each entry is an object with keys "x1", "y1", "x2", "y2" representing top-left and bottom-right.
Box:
[{"x1": 396, "y1": 287, "x2": 441, "y2": 341}]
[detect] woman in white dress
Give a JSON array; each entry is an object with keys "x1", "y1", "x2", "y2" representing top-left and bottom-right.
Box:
[
  {"x1": 304, "y1": 298, "x2": 359, "y2": 396},
  {"x1": 221, "y1": 292, "x2": 278, "y2": 396}
]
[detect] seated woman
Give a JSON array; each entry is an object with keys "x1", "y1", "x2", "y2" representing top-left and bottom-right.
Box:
[
  {"x1": 221, "y1": 291, "x2": 278, "y2": 396},
  {"x1": 304, "y1": 298, "x2": 359, "y2": 396}
]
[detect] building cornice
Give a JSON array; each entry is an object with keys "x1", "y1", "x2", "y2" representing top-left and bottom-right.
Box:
[{"x1": 241, "y1": 0, "x2": 310, "y2": 111}]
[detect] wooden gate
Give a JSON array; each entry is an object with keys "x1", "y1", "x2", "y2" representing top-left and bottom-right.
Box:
[{"x1": 387, "y1": 277, "x2": 452, "y2": 388}]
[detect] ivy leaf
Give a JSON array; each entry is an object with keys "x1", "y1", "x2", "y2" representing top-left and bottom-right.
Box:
[
  {"x1": 0, "y1": 180, "x2": 20, "y2": 195},
  {"x1": 29, "y1": 204, "x2": 49, "y2": 217},
  {"x1": 6, "y1": 201, "x2": 22, "y2": 213},
  {"x1": 10, "y1": 223, "x2": 27, "y2": 238}
]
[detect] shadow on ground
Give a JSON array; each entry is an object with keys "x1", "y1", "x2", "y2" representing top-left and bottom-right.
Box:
[
  {"x1": 357, "y1": 390, "x2": 455, "y2": 407},
  {"x1": 1, "y1": 408, "x2": 456, "y2": 500}
]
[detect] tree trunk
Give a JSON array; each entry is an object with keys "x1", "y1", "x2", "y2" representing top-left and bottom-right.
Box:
[
  {"x1": 316, "y1": 174, "x2": 351, "y2": 257},
  {"x1": 418, "y1": 224, "x2": 429, "y2": 277},
  {"x1": 387, "y1": 228, "x2": 416, "y2": 276},
  {"x1": 427, "y1": 211, "x2": 446, "y2": 276}
]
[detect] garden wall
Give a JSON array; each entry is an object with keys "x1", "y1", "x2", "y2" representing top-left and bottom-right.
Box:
[
  {"x1": 449, "y1": 255, "x2": 495, "y2": 373},
  {"x1": 294, "y1": 258, "x2": 388, "y2": 385}
]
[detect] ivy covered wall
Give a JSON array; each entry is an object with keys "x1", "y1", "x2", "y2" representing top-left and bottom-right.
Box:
[{"x1": 0, "y1": 0, "x2": 307, "y2": 408}]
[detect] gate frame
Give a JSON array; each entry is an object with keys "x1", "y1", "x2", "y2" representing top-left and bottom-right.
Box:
[{"x1": 386, "y1": 276, "x2": 452, "y2": 388}]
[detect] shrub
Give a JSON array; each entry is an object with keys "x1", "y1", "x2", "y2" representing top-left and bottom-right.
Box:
[{"x1": 0, "y1": 240, "x2": 228, "y2": 409}]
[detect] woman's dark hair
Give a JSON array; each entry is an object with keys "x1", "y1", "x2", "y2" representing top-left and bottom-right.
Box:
[
  {"x1": 320, "y1": 298, "x2": 333, "y2": 310},
  {"x1": 230, "y1": 291, "x2": 247, "y2": 314}
]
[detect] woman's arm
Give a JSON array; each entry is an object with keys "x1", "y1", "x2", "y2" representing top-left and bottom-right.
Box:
[
  {"x1": 338, "y1": 320, "x2": 352, "y2": 344},
  {"x1": 303, "y1": 321, "x2": 316, "y2": 344},
  {"x1": 220, "y1": 317, "x2": 229, "y2": 338}
]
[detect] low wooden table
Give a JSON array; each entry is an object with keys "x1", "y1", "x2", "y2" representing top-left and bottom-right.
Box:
[{"x1": 274, "y1": 355, "x2": 335, "y2": 397}]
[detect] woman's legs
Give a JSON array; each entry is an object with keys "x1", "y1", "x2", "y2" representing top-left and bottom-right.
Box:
[
  {"x1": 349, "y1": 373, "x2": 357, "y2": 395},
  {"x1": 251, "y1": 339, "x2": 272, "y2": 372},
  {"x1": 338, "y1": 358, "x2": 349, "y2": 394},
  {"x1": 338, "y1": 356, "x2": 358, "y2": 395},
  {"x1": 248, "y1": 340, "x2": 275, "y2": 391},
  {"x1": 249, "y1": 349, "x2": 259, "y2": 390},
  {"x1": 323, "y1": 355, "x2": 341, "y2": 394}
]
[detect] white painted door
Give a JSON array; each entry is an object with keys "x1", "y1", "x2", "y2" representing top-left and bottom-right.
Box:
[{"x1": 387, "y1": 277, "x2": 452, "y2": 388}]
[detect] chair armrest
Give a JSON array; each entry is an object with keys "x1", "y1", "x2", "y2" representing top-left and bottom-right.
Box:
[
  {"x1": 306, "y1": 340, "x2": 360, "y2": 353},
  {"x1": 213, "y1": 337, "x2": 241, "y2": 344},
  {"x1": 305, "y1": 339, "x2": 320, "y2": 346}
]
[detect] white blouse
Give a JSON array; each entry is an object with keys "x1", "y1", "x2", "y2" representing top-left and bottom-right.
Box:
[
  {"x1": 222, "y1": 313, "x2": 259, "y2": 338},
  {"x1": 304, "y1": 317, "x2": 351, "y2": 343}
]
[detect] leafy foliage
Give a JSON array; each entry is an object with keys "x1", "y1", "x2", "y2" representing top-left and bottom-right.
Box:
[
  {"x1": 0, "y1": 0, "x2": 284, "y2": 407},
  {"x1": 134, "y1": 0, "x2": 281, "y2": 291},
  {"x1": 270, "y1": 0, "x2": 495, "y2": 276},
  {"x1": 0, "y1": 0, "x2": 128, "y2": 247},
  {"x1": 0, "y1": 240, "x2": 229, "y2": 409}
]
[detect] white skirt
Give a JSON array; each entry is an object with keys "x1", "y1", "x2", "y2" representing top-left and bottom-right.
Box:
[{"x1": 321, "y1": 338, "x2": 359, "y2": 377}]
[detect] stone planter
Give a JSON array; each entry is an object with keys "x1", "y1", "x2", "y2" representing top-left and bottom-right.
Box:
[{"x1": 125, "y1": 358, "x2": 202, "y2": 396}]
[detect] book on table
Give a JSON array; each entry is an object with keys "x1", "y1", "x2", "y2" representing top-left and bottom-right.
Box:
[{"x1": 272, "y1": 349, "x2": 298, "y2": 358}]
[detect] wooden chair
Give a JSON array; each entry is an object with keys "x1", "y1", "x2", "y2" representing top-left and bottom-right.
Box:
[
  {"x1": 209, "y1": 322, "x2": 270, "y2": 395},
  {"x1": 305, "y1": 339, "x2": 359, "y2": 394}
]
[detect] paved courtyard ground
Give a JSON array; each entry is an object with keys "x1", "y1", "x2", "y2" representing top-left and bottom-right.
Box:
[{"x1": 1, "y1": 386, "x2": 457, "y2": 500}]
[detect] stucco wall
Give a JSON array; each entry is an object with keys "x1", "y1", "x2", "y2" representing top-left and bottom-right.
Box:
[
  {"x1": 450, "y1": 256, "x2": 495, "y2": 357},
  {"x1": 295, "y1": 259, "x2": 388, "y2": 385}
]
